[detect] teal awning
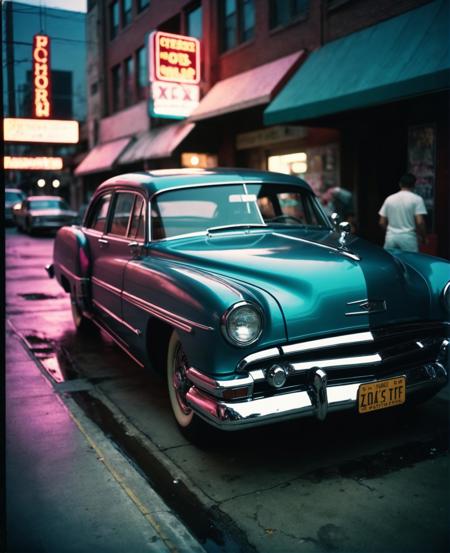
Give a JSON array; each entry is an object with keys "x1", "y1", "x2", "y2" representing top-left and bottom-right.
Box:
[{"x1": 264, "y1": 0, "x2": 450, "y2": 125}]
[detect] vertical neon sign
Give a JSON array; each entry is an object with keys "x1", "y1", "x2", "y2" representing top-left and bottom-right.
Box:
[{"x1": 33, "y1": 34, "x2": 51, "y2": 118}]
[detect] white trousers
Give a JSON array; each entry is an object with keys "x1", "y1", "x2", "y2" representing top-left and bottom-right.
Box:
[{"x1": 384, "y1": 233, "x2": 419, "y2": 252}]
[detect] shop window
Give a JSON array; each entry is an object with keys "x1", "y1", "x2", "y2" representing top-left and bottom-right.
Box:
[
  {"x1": 136, "y1": 45, "x2": 147, "y2": 100},
  {"x1": 220, "y1": 0, "x2": 255, "y2": 52},
  {"x1": 138, "y1": 0, "x2": 150, "y2": 12},
  {"x1": 269, "y1": 0, "x2": 309, "y2": 29},
  {"x1": 187, "y1": 5, "x2": 202, "y2": 39},
  {"x1": 112, "y1": 64, "x2": 122, "y2": 112},
  {"x1": 124, "y1": 56, "x2": 134, "y2": 106},
  {"x1": 109, "y1": 0, "x2": 119, "y2": 39},
  {"x1": 122, "y1": 0, "x2": 132, "y2": 27}
]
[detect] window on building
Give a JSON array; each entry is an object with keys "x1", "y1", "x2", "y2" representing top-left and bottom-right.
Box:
[
  {"x1": 220, "y1": 0, "x2": 255, "y2": 52},
  {"x1": 136, "y1": 46, "x2": 147, "y2": 100},
  {"x1": 124, "y1": 57, "x2": 134, "y2": 106},
  {"x1": 187, "y1": 5, "x2": 202, "y2": 39},
  {"x1": 109, "y1": 0, "x2": 119, "y2": 39},
  {"x1": 112, "y1": 64, "x2": 122, "y2": 111},
  {"x1": 269, "y1": 0, "x2": 309, "y2": 29},
  {"x1": 138, "y1": 0, "x2": 150, "y2": 12},
  {"x1": 122, "y1": 0, "x2": 132, "y2": 27}
]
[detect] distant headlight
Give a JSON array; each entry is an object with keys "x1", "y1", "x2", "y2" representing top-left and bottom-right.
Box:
[
  {"x1": 443, "y1": 282, "x2": 450, "y2": 312},
  {"x1": 222, "y1": 302, "x2": 263, "y2": 346}
]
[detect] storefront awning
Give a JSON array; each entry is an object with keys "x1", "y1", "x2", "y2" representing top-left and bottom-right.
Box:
[
  {"x1": 118, "y1": 122, "x2": 195, "y2": 165},
  {"x1": 190, "y1": 51, "x2": 304, "y2": 121},
  {"x1": 74, "y1": 137, "x2": 133, "y2": 176},
  {"x1": 264, "y1": 0, "x2": 450, "y2": 125}
]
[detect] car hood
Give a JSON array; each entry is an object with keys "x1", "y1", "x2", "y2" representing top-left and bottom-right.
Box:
[{"x1": 155, "y1": 229, "x2": 432, "y2": 341}]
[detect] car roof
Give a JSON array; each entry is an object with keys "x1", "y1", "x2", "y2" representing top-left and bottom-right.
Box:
[
  {"x1": 6, "y1": 188, "x2": 24, "y2": 193},
  {"x1": 96, "y1": 167, "x2": 313, "y2": 198}
]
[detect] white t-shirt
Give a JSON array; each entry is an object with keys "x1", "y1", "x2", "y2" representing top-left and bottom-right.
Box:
[{"x1": 378, "y1": 190, "x2": 427, "y2": 236}]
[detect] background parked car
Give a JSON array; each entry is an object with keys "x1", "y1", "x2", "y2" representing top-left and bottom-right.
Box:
[
  {"x1": 5, "y1": 188, "x2": 25, "y2": 226},
  {"x1": 15, "y1": 195, "x2": 77, "y2": 234}
]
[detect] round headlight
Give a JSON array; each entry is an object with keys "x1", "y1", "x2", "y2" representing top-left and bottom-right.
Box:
[
  {"x1": 222, "y1": 302, "x2": 263, "y2": 346},
  {"x1": 443, "y1": 282, "x2": 450, "y2": 312}
]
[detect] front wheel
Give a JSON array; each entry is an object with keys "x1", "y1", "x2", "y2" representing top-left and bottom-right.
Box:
[{"x1": 166, "y1": 331, "x2": 211, "y2": 442}]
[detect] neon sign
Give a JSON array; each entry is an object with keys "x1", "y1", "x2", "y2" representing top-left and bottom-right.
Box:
[
  {"x1": 4, "y1": 156, "x2": 63, "y2": 170},
  {"x1": 150, "y1": 31, "x2": 200, "y2": 84},
  {"x1": 4, "y1": 118, "x2": 79, "y2": 144},
  {"x1": 149, "y1": 31, "x2": 201, "y2": 119},
  {"x1": 33, "y1": 34, "x2": 51, "y2": 118}
]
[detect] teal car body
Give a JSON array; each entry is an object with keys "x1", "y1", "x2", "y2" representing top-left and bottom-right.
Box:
[{"x1": 49, "y1": 168, "x2": 449, "y2": 435}]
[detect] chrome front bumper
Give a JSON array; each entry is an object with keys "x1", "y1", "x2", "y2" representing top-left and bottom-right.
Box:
[{"x1": 185, "y1": 331, "x2": 449, "y2": 430}]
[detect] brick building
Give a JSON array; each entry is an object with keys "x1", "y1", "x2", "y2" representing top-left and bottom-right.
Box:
[{"x1": 75, "y1": 0, "x2": 449, "y2": 258}]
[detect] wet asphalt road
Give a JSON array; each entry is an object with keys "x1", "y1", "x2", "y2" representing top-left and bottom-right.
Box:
[{"x1": 5, "y1": 227, "x2": 450, "y2": 553}]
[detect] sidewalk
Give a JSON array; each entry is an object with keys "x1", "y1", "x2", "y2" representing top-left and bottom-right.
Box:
[{"x1": 5, "y1": 324, "x2": 205, "y2": 553}]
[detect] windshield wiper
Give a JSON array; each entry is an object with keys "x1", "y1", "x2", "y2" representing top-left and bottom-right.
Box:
[{"x1": 206, "y1": 224, "x2": 267, "y2": 236}]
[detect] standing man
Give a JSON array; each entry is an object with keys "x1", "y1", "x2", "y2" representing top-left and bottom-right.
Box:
[{"x1": 378, "y1": 173, "x2": 428, "y2": 252}]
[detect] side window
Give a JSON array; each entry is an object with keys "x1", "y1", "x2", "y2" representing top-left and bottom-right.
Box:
[
  {"x1": 109, "y1": 192, "x2": 135, "y2": 236},
  {"x1": 86, "y1": 193, "x2": 112, "y2": 232},
  {"x1": 129, "y1": 195, "x2": 146, "y2": 241}
]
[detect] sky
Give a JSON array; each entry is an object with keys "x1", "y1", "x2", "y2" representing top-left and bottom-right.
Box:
[{"x1": 6, "y1": 0, "x2": 87, "y2": 12}]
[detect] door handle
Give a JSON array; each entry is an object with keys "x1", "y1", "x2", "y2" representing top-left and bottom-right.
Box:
[{"x1": 98, "y1": 238, "x2": 109, "y2": 246}]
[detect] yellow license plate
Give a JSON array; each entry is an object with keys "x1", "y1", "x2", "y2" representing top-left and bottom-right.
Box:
[{"x1": 358, "y1": 377, "x2": 406, "y2": 414}]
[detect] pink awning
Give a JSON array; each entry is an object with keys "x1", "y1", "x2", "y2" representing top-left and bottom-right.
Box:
[
  {"x1": 74, "y1": 137, "x2": 132, "y2": 176},
  {"x1": 118, "y1": 122, "x2": 195, "y2": 165},
  {"x1": 190, "y1": 51, "x2": 304, "y2": 121}
]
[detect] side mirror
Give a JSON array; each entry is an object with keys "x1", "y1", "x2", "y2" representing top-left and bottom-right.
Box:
[{"x1": 338, "y1": 221, "x2": 352, "y2": 247}]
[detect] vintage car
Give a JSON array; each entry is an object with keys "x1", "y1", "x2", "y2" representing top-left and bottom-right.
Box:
[
  {"x1": 5, "y1": 187, "x2": 26, "y2": 226},
  {"x1": 15, "y1": 195, "x2": 77, "y2": 234},
  {"x1": 47, "y1": 168, "x2": 449, "y2": 438}
]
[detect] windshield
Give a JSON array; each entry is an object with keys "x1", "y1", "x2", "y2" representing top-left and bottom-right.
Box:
[
  {"x1": 29, "y1": 199, "x2": 69, "y2": 210},
  {"x1": 6, "y1": 191, "x2": 23, "y2": 203},
  {"x1": 152, "y1": 183, "x2": 329, "y2": 240}
]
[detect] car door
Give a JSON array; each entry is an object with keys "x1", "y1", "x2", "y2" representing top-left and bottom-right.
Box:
[{"x1": 84, "y1": 189, "x2": 145, "y2": 336}]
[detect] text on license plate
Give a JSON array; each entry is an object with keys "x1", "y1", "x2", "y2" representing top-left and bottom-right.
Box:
[{"x1": 358, "y1": 377, "x2": 406, "y2": 414}]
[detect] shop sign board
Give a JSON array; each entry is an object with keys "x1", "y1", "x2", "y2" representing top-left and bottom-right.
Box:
[
  {"x1": 150, "y1": 82, "x2": 200, "y2": 118},
  {"x1": 148, "y1": 31, "x2": 200, "y2": 119},
  {"x1": 4, "y1": 118, "x2": 79, "y2": 144},
  {"x1": 4, "y1": 156, "x2": 63, "y2": 170},
  {"x1": 236, "y1": 126, "x2": 308, "y2": 150},
  {"x1": 33, "y1": 34, "x2": 51, "y2": 118}
]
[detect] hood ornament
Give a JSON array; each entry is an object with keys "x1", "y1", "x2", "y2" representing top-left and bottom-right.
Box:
[{"x1": 338, "y1": 221, "x2": 352, "y2": 248}]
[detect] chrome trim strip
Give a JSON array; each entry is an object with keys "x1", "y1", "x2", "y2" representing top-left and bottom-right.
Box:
[
  {"x1": 92, "y1": 276, "x2": 122, "y2": 297},
  {"x1": 273, "y1": 232, "x2": 360, "y2": 261},
  {"x1": 290, "y1": 353, "x2": 381, "y2": 372},
  {"x1": 122, "y1": 290, "x2": 213, "y2": 333},
  {"x1": 239, "y1": 331, "x2": 375, "y2": 370},
  {"x1": 92, "y1": 299, "x2": 141, "y2": 336},
  {"x1": 282, "y1": 331, "x2": 374, "y2": 355},
  {"x1": 90, "y1": 318, "x2": 144, "y2": 368}
]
